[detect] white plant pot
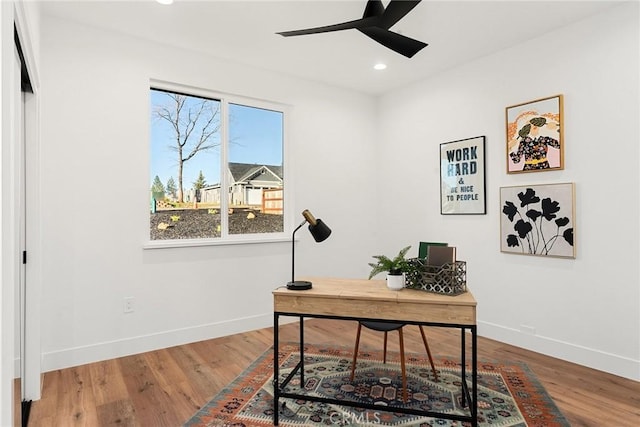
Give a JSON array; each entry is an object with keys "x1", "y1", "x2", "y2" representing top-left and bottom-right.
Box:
[{"x1": 386, "y1": 273, "x2": 405, "y2": 290}]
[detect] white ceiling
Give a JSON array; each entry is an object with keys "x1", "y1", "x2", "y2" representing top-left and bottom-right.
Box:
[{"x1": 40, "y1": 0, "x2": 621, "y2": 95}]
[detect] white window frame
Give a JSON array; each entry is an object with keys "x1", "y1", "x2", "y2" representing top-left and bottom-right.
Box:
[{"x1": 144, "y1": 79, "x2": 292, "y2": 249}]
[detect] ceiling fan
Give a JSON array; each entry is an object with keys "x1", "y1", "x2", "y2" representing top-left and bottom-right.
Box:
[{"x1": 276, "y1": 0, "x2": 428, "y2": 58}]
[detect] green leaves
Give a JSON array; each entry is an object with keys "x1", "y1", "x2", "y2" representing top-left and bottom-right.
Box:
[
  {"x1": 518, "y1": 124, "x2": 531, "y2": 138},
  {"x1": 529, "y1": 117, "x2": 547, "y2": 127},
  {"x1": 517, "y1": 117, "x2": 546, "y2": 139},
  {"x1": 367, "y1": 245, "x2": 412, "y2": 279}
]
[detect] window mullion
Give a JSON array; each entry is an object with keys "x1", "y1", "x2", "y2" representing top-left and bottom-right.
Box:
[{"x1": 220, "y1": 99, "x2": 229, "y2": 238}]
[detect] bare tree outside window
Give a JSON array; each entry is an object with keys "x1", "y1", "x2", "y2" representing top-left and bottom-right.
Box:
[{"x1": 152, "y1": 90, "x2": 221, "y2": 203}]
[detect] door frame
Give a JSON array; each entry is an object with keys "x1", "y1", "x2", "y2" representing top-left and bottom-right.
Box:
[
  {"x1": 14, "y1": 0, "x2": 41, "y2": 403},
  {"x1": 1, "y1": 4, "x2": 41, "y2": 426}
]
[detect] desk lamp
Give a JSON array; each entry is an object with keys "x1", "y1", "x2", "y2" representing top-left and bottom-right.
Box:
[{"x1": 287, "y1": 209, "x2": 332, "y2": 290}]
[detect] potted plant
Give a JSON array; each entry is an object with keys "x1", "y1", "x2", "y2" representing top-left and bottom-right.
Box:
[{"x1": 368, "y1": 245, "x2": 412, "y2": 290}]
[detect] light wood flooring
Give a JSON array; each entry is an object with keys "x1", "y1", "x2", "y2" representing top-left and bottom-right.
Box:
[{"x1": 18, "y1": 319, "x2": 640, "y2": 426}]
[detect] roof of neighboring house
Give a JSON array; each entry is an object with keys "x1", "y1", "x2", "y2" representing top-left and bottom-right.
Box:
[{"x1": 229, "y1": 162, "x2": 283, "y2": 183}]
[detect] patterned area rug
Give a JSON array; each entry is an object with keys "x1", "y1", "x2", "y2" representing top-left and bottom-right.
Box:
[{"x1": 184, "y1": 344, "x2": 569, "y2": 426}]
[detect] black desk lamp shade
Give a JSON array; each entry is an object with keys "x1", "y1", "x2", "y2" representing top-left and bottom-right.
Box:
[{"x1": 287, "y1": 209, "x2": 332, "y2": 290}]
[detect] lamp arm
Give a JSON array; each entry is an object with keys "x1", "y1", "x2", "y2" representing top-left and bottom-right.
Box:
[{"x1": 291, "y1": 219, "x2": 307, "y2": 283}]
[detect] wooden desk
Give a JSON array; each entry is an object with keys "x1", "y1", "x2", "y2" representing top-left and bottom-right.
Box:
[{"x1": 272, "y1": 277, "x2": 478, "y2": 426}]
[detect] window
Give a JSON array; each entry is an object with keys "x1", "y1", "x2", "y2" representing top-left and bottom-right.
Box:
[{"x1": 149, "y1": 85, "x2": 285, "y2": 244}]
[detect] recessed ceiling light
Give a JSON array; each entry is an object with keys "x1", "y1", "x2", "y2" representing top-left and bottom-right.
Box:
[
  {"x1": 157, "y1": 0, "x2": 174, "y2": 5},
  {"x1": 374, "y1": 63, "x2": 387, "y2": 70}
]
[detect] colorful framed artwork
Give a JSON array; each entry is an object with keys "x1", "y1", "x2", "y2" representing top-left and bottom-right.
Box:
[
  {"x1": 500, "y1": 182, "x2": 575, "y2": 258},
  {"x1": 440, "y1": 136, "x2": 486, "y2": 215},
  {"x1": 506, "y1": 94, "x2": 563, "y2": 174}
]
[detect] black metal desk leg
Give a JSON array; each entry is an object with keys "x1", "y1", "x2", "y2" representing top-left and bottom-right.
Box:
[
  {"x1": 299, "y1": 315, "x2": 305, "y2": 385},
  {"x1": 273, "y1": 312, "x2": 280, "y2": 426},
  {"x1": 461, "y1": 328, "x2": 467, "y2": 407},
  {"x1": 472, "y1": 325, "x2": 478, "y2": 427}
]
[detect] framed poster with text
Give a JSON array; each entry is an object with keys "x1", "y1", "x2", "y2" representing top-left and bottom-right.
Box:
[{"x1": 440, "y1": 136, "x2": 486, "y2": 215}]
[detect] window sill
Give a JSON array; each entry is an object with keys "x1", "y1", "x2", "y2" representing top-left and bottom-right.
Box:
[{"x1": 143, "y1": 234, "x2": 291, "y2": 250}]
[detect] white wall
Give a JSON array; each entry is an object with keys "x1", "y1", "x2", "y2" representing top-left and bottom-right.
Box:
[
  {"x1": 376, "y1": 3, "x2": 639, "y2": 380},
  {"x1": 38, "y1": 15, "x2": 378, "y2": 371},
  {"x1": 36, "y1": 2, "x2": 640, "y2": 382}
]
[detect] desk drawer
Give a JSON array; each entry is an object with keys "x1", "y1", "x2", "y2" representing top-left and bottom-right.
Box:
[{"x1": 274, "y1": 295, "x2": 475, "y2": 325}]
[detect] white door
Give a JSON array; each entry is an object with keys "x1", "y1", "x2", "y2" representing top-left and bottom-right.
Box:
[
  {"x1": 15, "y1": 23, "x2": 41, "y2": 406},
  {"x1": 15, "y1": 33, "x2": 37, "y2": 423},
  {"x1": 14, "y1": 41, "x2": 29, "y2": 425},
  {"x1": 18, "y1": 78, "x2": 27, "y2": 408}
]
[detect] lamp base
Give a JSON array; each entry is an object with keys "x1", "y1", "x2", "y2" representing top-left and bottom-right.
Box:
[{"x1": 286, "y1": 280, "x2": 312, "y2": 290}]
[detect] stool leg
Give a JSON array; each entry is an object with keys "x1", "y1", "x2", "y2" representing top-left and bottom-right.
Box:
[
  {"x1": 419, "y1": 325, "x2": 439, "y2": 382},
  {"x1": 398, "y1": 328, "x2": 408, "y2": 402},
  {"x1": 350, "y1": 323, "x2": 363, "y2": 381},
  {"x1": 383, "y1": 331, "x2": 389, "y2": 363}
]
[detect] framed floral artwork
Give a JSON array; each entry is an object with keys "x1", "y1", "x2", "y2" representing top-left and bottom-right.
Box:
[
  {"x1": 500, "y1": 183, "x2": 575, "y2": 258},
  {"x1": 506, "y1": 94, "x2": 563, "y2": 174},
  {"x1": 440, "y1": 136, "x2": 486, "y2": 215}
]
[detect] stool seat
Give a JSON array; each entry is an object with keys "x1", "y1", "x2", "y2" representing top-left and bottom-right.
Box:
[{"x1": 360, "y1": 321, "x2": 403, "y2": 332}]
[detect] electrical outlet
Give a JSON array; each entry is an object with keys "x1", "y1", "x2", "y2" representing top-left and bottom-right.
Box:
[{"x1": 123, "y1": 297, "x2": 135, "y2": 313}]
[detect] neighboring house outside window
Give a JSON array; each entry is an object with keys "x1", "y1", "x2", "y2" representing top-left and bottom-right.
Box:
[{"x1": 199, "y1": 162, "x2": 283, "y2": 210}]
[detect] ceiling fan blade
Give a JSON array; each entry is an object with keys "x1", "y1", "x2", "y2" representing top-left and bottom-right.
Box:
[
  {"x1": 362, "y1": 0, "x2": 384, "y2": 19},
  {"x1": 358, "y1": 26, "x2": 427, "y2": 58},
  {"x1": 277, "y1": 16, "x2": 378, "y2": 37},
  {"x1": 277, "y1": 0, "x2": 427, "y2": 59},
  {"x1": 379, "y1": 0, "x2": 422, "y2": 29}
]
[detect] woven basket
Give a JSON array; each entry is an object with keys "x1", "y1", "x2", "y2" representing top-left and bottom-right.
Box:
[{"x1": 405, "y1": 258, "x2": 467, "y2": 295}]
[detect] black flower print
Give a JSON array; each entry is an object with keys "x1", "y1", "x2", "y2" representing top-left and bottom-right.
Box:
[{"x1": 502, "y1": 187, "x2": 573, "y2": 256}]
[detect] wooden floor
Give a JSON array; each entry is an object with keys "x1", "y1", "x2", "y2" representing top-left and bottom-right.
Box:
[{"x1": 20, "y1": 319, "x2": 640, "y2": 426}]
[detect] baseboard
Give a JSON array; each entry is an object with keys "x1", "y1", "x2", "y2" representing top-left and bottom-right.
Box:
[
  {"x1": 38, "y1": 317, "x2": 640, "y2": 381},
  {"x1": 41, "y1": 313, "x2": 292, "y2": 373},
  {"x1": 479, "y1": 320, "x2": 639, "y2": 381}
]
